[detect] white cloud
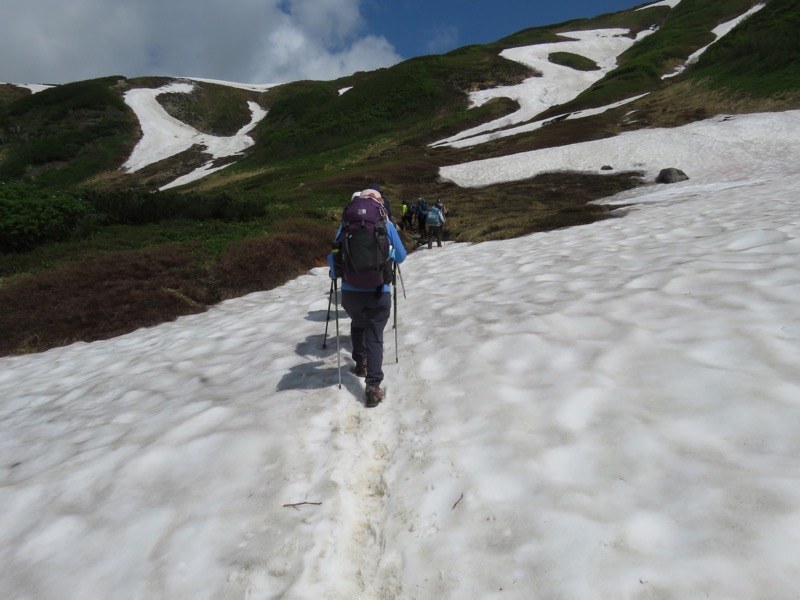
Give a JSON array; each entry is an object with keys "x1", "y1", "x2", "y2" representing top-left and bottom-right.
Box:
[
  {"x1": 0, "y1": 0, "x2": 402, "y2": 85},
  {"x1": 1, "y1": 0, "x2": 147, "y2": 83},
  {"x1": 250, "y1": 28, "x2": 402, "y2": 82},
  {"x1": 286, "y1": 0, "x2": 363, "y2": 46}
]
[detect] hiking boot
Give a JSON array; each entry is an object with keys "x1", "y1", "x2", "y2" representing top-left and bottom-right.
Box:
[
  {"x1": 365, "y1": 384, "x2": 384, "y2": 408},
  {"x1": 351, "y1": 359, "x2": 367, "y2": 378}
]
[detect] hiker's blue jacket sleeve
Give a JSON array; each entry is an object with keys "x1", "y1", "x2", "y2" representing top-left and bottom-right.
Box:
[
  {"x1": 387, "y1": 221, "x2": 407, "y2": 264},
  {"x1": 327, "y1": 253, "x2": 335, "y2": 279},
  {"x1": 327, "y1": 226, "x2": 342, "y2": 279}
]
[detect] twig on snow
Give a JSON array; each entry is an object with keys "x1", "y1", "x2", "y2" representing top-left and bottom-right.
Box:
[
  {"x1": 452, "y1": 493, "x2": 464, "y2": 510},
  {"x1": 283, "y1": 501, "x2": 322, "y2": 510}
]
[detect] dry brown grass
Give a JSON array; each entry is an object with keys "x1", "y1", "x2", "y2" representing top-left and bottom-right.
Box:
[
  {"x1": 623, "y1": 79, "x2": 800, "y2": 129},
  {"x1": 0, "y1": 218, "x2": 333, "y2": 356},
  {"x1": 214, "y1": 218, "x2": 331, "y2": 299},
  {"x1": 0, "y1": 244, "x2": 215, "y2": 355},
  {"x1": 412, "y1": 172, "x2": 642, "y2": 243}
]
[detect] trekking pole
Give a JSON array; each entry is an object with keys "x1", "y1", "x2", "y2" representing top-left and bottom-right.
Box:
[
  {"x1": 393, "y1": 264, "x2": 399, "y2": 363},
  {"x1": 395, "y1": 262, "x2": 407, "y2": 299},
  {"x1": 321, "y1": 279, "x2": 334, "y2": 349},
  {"x1": 334, "y1": 279, "x2": 342, "y2": 389}
]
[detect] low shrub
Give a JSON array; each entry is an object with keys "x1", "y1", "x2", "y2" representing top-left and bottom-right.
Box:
[
  {"x1": 215, "y1": 218, "x2": 331, "y2": 298},
  {"x1": 0, "y1": 216, "x2": 338, "y2": 356},
  {"x1": 0, "y1": 183, "x2": 92, "y2": 251},
  {"x1": 80, "y1": 189, "x2": 269, "y2": 225},
  {"x1": 548, "y1": 52, "x2": 599, "y2": 71}
]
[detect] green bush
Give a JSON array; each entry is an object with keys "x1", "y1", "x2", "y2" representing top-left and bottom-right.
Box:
[
  {"x1": 0, "y1": 183, "x2": 92, "y2": 251},
  {"x1": 3, "y1": 77, "x2": 128, "y2": 123},
  {"x1": 0, "y1": 77, "x2": 136, "y2": 186},
  {"x1": 548, "y1": 52, "x2": 600, "y2": 71},
  {"x1": 78, "y1": 189, "x2": 269, "y2": 224}
]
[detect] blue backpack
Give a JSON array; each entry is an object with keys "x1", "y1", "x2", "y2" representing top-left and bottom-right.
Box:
[
  {"x1": 426, "y1": 206, "x2": 442, "y2": 226},
  {"x1": 332, "y1": 196, "x2": 392, "y2": 289}
]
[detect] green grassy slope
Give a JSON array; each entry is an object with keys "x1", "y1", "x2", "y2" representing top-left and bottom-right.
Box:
[
  {"x1": 689, "y1": 0, "x2": 800, "y2": 96},
  {"x1": 0, "y1": 77, "x2": 138, "y2": 186}
]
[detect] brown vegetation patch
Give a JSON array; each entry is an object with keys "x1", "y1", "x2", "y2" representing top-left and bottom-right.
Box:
[
  {"x1": 622, "y1": 79, "x2": 800, "y2": 129},
  {"x1": 312, "y1": 159, "x2": 442, "y2": 197},
  {"x1": 214, "y1": 218, "x2": 331, "y2": 299},
  {"x1": 122, "y1": 145, "x2": 213, "y2": 189},
  {"x1": 188, "y1": 166, "x2": 276, "y2": 193},
  {"x1": 0, "y1": 83, "x2": 32, "y2": 106},
  {"x1": 0, "y1": 218, "x2": 335, "y2": 356},
  {"x1": 0, "y1": 244, "x2": 216, "y2": 355}
]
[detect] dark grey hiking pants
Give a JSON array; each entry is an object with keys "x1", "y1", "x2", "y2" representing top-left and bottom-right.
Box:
[
  {"x1": 426, "y1": 224, "x2": 443, "y2": 248},
  {"x1": 341, "y1": 290, "x2": 391, "y2": 387}
]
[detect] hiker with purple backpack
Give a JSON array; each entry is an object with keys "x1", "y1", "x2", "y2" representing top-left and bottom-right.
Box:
[{"x1": 328, "y1": 188, "x2": 407, "y2": 407}]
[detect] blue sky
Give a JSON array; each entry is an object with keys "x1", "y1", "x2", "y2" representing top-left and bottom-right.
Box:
[
  {"x1": 364, "y1": 0, "x2": 645, "y2": 57},
  {"x1": 0, "y1": 0, "x2": 646, "y2": 85}
]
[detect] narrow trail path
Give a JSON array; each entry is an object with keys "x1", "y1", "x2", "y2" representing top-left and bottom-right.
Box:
[{"x1": 283, "y1": 352, "x2": 417, "y2": 599}]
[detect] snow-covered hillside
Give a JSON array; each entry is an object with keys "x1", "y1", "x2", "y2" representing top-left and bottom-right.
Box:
[
  {"x1": 3, "y1": 6, "x2": 800, "y2": 599},
  {"x1": 3, "y1": 103, "x2": 799, "y2": 599}
]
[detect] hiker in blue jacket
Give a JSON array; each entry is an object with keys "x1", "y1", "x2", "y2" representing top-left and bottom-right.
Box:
[
  {"x1": 328, "y1": 188, "x2": 407, "y2": 407},
  {"x1": 426, "y1": 200, "x2": 446, "y2": 248}
]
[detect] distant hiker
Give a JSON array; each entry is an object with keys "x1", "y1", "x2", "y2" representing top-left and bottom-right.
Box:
[
  {"x1": 329, "y1": 188, "x2": 407, "y2": 407},
  {"x1": 415, "y1": 197, "x2": 429, "y2": 236},
  {"x1": 401, "y1": 200, "x2": 414, "y2": 231},
  {"x1": 436, "y1": 198, "x2": 449, "y2": 219},
  {"x1": 426, "y1": 200, "x2": 445, "y2": 248}
]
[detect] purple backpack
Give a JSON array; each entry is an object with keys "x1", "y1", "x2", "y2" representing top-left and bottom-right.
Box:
[{"x1": 334, "y1": 196, "x2": 392, "y2": 289}]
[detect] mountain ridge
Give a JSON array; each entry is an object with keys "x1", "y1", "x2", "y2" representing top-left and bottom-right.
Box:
[{"x1": 2, "y1": 0, "x2": 790, "y2": 194}]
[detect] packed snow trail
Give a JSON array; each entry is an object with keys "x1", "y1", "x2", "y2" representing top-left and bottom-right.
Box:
[{"x1": 283, "y1": 385, "x2": 405, "y2": 598}]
